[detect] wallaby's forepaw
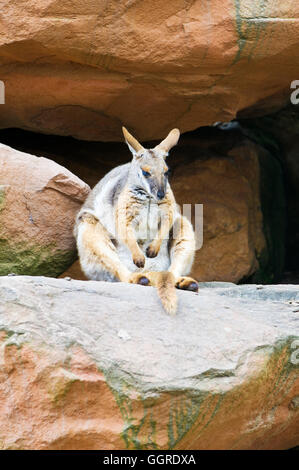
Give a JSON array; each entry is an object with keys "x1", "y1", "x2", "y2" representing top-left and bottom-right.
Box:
[
  {"x1": 146, "y1": 243, "x2": 160, "y2": 258},
  {"x1": 133, "y1": 253, "x2": 145, "y2": 268},
  {"x1": 175, "y1": 276, "x2": 198, "y2": 292},
  {"x1": 129, "y1": 272, "x2": 151, "y2": 286}
]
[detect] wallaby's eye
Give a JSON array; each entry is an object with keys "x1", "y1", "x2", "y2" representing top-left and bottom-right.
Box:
[{"x1": 142, "y1": 169, "x2": 151, "y2": 177}]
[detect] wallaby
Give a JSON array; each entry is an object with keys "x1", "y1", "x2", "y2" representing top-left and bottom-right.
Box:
[{"x1": 74, "y1": 127, "x2": 198, "y2": 315}]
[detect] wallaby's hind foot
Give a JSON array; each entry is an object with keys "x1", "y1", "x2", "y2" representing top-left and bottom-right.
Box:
[
  {"x1": 175, "y1": 276, "x2": 198, "y2": 292},
  {"x1": 129, "y1": 272, "x2": 151, "y2": 286}
]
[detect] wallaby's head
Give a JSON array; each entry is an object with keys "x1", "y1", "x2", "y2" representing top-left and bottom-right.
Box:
[{"x1": 122, "y1": 126, "x2": 180, "y2": 201}]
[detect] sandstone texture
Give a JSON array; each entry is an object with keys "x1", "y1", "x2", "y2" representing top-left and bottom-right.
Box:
[
  {"x1": 0, "y1": 275, "x2": 298, "y2": 450},
  {"x1": 0, "y1": 1, "x2": 298, "y2": 140},
  {"x1": 0, "y1": 143, "x2": 90, "y2": 276}
]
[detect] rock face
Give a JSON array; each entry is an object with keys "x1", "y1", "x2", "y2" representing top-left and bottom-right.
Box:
[
  {"x1": 0, "y1": 275, "x2": 298, "y2": 450},
  {"x1": 0, "y1": 144, "x2": 90, "y2": 277},
  {"x1": 0, "y1": 1, "x2": 298, "y2": 140}
]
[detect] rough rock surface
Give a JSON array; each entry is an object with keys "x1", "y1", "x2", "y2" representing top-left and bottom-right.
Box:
[
  {"x1": 0, "y1": 143, "x2": 90, "y2": 276},
  {"x1": 0, "y1": 1, "x2": 299, "y2": 140},
  {"x1": 0, "y1": 275, "x2": 298, "y2": 450}
]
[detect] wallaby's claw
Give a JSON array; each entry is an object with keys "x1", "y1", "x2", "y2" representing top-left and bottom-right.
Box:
[
  {"x1": 133, "y1": 255, "x2": 145, "y2": 268},
  {"x1": 146, "y1": 245, "x2": 159, "y2": 258}
]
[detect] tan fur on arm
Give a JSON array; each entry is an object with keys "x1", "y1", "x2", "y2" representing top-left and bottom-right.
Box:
[{"x1": 115, "y1": 189, "x2": 145, "y2": 268}]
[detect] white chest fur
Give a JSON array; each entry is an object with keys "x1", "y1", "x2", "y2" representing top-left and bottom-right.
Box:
[{"x1": 134, "y1": 199, "x2": 160, "y2": 242}]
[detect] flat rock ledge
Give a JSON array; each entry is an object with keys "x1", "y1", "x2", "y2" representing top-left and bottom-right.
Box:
[{"x1": 0, "y1": 276, "x2": 298, "y2": 450}]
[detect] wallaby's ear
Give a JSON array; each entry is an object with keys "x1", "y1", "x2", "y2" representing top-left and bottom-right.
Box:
[
  {"x1": 154, "y1": 128, "x2": 180, "y2": 156},
  {"x1": 122, "y1": 126, "x2": 144, "y2": 156}
]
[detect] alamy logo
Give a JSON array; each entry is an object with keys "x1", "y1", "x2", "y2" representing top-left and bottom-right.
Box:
[
  {"x1": 290, "y1": 80, "x2": 299, "y2": 105},
  {"x1": 0, "y1": 81, "x2": 4, "y2": 104},
  {"x1": 290, "y1": 339, "x2": 299, "y2": 365}
]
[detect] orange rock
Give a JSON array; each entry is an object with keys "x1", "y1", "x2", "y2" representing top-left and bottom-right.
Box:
[
  {"x1": 0, "y1": 1, "x2": 298, "y2": 140},
  {"x1": 0, "y1": 341, "x2": 125, "y2": 450},
  {"x1": 0, "y1": 143, "x2": 90, "y2": 276}
]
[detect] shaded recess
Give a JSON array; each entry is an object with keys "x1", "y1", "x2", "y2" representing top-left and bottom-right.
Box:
[{"x1": 239, "y1": 104, "x2": 299, "y2": 282}]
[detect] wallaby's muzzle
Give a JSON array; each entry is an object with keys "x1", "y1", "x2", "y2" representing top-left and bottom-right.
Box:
[{"x1": 157, "y1": 189, "x2": 165, "y2": 200}]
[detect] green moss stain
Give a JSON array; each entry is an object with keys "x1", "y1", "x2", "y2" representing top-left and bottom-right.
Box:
[
  {"x1": 2, "y1": 329, "x2": 16, "y2": 339},
  {"x1": 223, "y1": 339, "x2": 298, "y2": 450},
  {"x1": 268, "y1": 338, "x2": 299, "y2": 401},
  {"x1": 0, "y1": 183, "x2": 76, "y2": 276},
  {"x1": 103, "y1": 366, "x2": 222, "y2": 450},
  {"x1": 148, "y1": 409, "x2": 158, "y2": 450},
  {"x1": 167, "y1": 395, "x2": 205, "y2": 449},
  {"x1": 47, "y1": 371, "x2": 78, "y2": 406},
  {"x1": 0, "y1": 239, "x2": 76, "y2": 277},
  {"x1": 233, "y1": 1, "x2": 269, "y2": 64},
  {"x1": 104, "y1": 370, "x2": 200, "y2": 450},
  {"x1": 107, "y1": 377, "x2": 158, "y2": 450},
  {"x1": 101, "y1": 334, "x2": 299, "y2": 450},
  {"x1": 112, "y1": 385, "x2": 205, "y2": 450},
  {"x1": 0, "y1": 187, "x2": 5, "y2": 212},
  {"x1": 0, "y1": 328, "x2": 26, "y2": 349},
  {"x1": 234, "y1": 0, "x2": 247, "y2": 63}
]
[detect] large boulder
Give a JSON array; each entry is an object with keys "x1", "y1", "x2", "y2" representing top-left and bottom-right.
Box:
[
  {"x1": 0, "y1": 143, "x2": 90, "y2": 276},
  {"x1": 0, "y1": 1, "x2": 298, "y2": 140},
  {"x1": 0, "y1": 275, "x2": 298, "y2": 450}
]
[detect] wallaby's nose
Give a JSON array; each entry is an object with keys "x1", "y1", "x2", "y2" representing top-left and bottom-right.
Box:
[{"x1": 157, "y1": 189, "x2": 165, "y2": 200}]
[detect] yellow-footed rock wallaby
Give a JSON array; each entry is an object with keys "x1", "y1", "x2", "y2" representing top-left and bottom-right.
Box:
[{"x1": 74, "y1": 127, "x2": 198, "y2": 314}]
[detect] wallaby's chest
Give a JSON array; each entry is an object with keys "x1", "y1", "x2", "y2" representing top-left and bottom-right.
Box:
[{"x1": 134, "y1": 201, "x2": 161, "y2": 241}]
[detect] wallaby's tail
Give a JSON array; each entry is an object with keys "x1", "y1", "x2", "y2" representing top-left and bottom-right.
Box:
[{"x1": 150, "y1": 271, "x2": 177, "y2": 315}]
